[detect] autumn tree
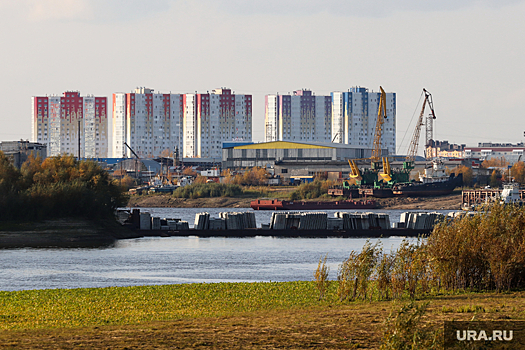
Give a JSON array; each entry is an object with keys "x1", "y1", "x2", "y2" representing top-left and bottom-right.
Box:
[
  {"x1": 182, "y1": 167, "x2": 198, "y2": 177},
  {"x1": 454, "y1": 165, "x2": 474, "y2": 187},
  {"x1": 231, "y1": 167, "x2": 269, "y2": 186},
  {"x1": 511, "y1": 162, "x2": 525, "y2": 184},
  {"x1": 489, "y1": 169, "x2": 501, "y2": 188},
  {"x1": 482, "y1": 156, "x2": 509, "y2": 169}
]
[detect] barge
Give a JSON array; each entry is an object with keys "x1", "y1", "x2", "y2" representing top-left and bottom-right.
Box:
[
  {"x1": 250, "y1": 199, "x2": 376, "y2": 210},
  {"x1": 122, "y1": 209, "x2": 442, "y2": 239}
]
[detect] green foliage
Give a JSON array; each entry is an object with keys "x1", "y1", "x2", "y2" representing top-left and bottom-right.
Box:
[
  {"x1": 289, "y1": 179, "x2": 336, "y2": 200},
  {"x1": 380, "y1": 301, "x2": 442, "y2": 350},
  {"x1": 337, "y1": 240, "x2": 379, "y2": 301},
  {"x1": 0, "y1": 153, "x2": 127, "y2": 222},
  {"x1": 172, "y1": 183, "x2": 243, "y2": 199},
  {"x1": 0, "y1": 281, "x2": 317, "y2": 330}
]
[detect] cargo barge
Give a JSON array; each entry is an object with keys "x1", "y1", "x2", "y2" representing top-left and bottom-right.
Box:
[
  {"x1": 250, "y1": 199, "x2": 376, "y2": 210},
  {"x1": 130, "y1": 227, "x2": 432, "y2": 238},
  {"x1": 123, "y1": 210, "x2": 442, "y2": 239}
]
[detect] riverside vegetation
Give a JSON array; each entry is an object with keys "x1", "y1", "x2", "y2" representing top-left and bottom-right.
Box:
[
  {"x1": 0, "y1": 152, "x2": 127, "y2": 222},
  {"x1": 2, "y1": 202, "x2": 525, "y2": 348}
]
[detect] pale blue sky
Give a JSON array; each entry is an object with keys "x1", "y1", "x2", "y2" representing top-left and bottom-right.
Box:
[{"x1": 1, "y1": 0, "x2": 524, "y2": 154}]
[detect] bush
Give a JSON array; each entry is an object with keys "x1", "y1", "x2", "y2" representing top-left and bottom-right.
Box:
[
  {"x1": 172, "y1": 183, "x2": 243, "y2": 199},
  {"x1": 289, "y1": 179, "x2": 336, "y2": 200}
]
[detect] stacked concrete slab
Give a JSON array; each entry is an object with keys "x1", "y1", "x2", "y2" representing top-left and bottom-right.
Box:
[
  {"x1": 399, "y1": 212, "x2": 445, "y2": 230},
  {"x1": 334, "y1": 212, "x2": 390, "y2": 230},
  {"x1": 327, "y1": 217, "x2": 344, "y2": 230},
  {"x1": 140, "y1": 212, "x2": 151, "y2": 230},
  {"x1": 298, "y1": 212, "x2": 328, "y2": 230},
  {"x1": 219, "y1": 212, "x2": 256, "y2": 230},
  {"x1": 194, "y1": 212, "x2": 210, "y2": 230}
]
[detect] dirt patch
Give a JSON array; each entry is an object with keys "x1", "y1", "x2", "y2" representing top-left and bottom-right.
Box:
[
  {"x1": 128, "y1": 195, "x2": 253, "y2": 208},
  {"x1": 128, "y1": 193, "x2": 463, "y2": 210}
]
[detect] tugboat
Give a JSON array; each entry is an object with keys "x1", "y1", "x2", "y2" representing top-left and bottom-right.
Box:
[{"x1": 392, "y1": 158, "x2": 463, "y2": 197}]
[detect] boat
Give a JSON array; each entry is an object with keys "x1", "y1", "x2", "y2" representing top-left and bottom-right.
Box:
[
  {"x1": 250, "y1": 199, "x2": 376, "y2": 210},
  {"x1": 392, "y1": 158, "x2": 463, "y2": 197}
]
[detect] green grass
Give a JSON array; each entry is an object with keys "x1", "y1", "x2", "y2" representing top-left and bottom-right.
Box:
[{"x1": 0, "y1": 282, "x2": 319, "y2": 330}]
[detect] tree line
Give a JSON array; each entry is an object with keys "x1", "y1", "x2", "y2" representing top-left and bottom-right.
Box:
[{"x1": 0, "y1": 152, "x2": 127, "y2": 222}]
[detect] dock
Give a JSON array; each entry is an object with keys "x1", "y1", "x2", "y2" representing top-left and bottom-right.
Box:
[{"x1": 462, "y1": 189, "x2": 525, "y2": 206}]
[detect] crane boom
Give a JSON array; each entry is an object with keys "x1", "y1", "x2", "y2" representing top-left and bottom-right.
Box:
[
  {"x1": 405, "y1": 88, "x2": 436, "y2": 166},
  {"x1": 371, "y1": 86, "x2": 387, "y2": 162},
  {"x1": 123, "y1": 142, "x2": 140, "y2": 159}
]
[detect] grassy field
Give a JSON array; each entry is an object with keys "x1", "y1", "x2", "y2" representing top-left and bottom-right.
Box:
[{"x1": 1, "y1": 282, "x2": 524, "y2": 349}]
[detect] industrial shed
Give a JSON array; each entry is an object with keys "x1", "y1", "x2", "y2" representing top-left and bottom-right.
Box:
[{"x1": 222, "y1": 141, "x2": 387, "y2": 178}]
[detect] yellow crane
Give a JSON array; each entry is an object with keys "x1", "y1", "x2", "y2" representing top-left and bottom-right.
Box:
[{"x1": 347, "y1": 86, "x2": 392, "y2": 184}]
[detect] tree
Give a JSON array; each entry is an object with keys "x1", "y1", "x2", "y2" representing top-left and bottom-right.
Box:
[
  {"x1": 511, "y1": 161, "x2": 525, "y2": 184},
  {"x1": 489, "y1": 169, "x2": 500, "y2": 188},
  {"x1": 454, "y1": 165, "x2": 473, "y2": 187},
  {"x1": 482, "y1": 156, "x2": 509, "y2": 169},
  {"x1": 182, "y1": 167, "x2": 198, "y2": 177}
]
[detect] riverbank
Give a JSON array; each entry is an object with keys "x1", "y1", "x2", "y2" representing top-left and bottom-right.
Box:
[
  {"x1": 0, "y1": 218, "x2": 141, "y2": 248},
  {"x1": 0, "y1": 282, "x2": 522, "y2": 348},
  {"x1": 127, "y1": 192, "x2": 463, "y2": 210}
]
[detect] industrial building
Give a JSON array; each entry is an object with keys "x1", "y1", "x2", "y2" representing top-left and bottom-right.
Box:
[
  {"x1": 464, "y1": 143, "x2": 525, "y2": 164},
  {"x1": 32, "y1": 91, "x2": 108, "y2": 158},
  {"x1": 0, "y1": 141, "x2": 47, "y2": 169},
  {"x1": 222, "y1": 140, "x2": 385, "y2": 179}
]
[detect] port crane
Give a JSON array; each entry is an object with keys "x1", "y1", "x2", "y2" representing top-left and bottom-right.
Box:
[
  {"x1": 348, "y1": 86, "x2": 392, "y2": 184},
  {"x1": 404, "y1": 88, "x2": 436, "y2": 170}
]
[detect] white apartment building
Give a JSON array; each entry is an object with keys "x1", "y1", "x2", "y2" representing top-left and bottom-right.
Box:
[
  {"x1": 183, "y1": 88, "x2": 252, "y2": 159},
  {"x1": 32, "y1": 91, "x2": 108, "y2": 158},
  {"x1": 331, "y1": 87, "x2": 396, "y2": 154},
  {"x1": 112, "y1": 88, "x2": 183, "y2": 158},
  {"x1": 264, "y1": 90, "x2": 332, "y2": 143}
]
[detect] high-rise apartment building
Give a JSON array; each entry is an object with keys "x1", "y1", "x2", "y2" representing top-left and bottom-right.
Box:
[
  {"x1": 331, "y1": 87, "x2": 396, "y2": 154},
  {"x1": 264, "y1": 90, "x2": 332, "y2": 143},
  {"x1": 183, "y1": 88, "x2": 252, "y2": 159},
  {"x1": 31, "y1": 91, "x2": 108, "y2": 158},
  {"x1": 112, "y1": 88, "x2": 183, "y2": 158}
]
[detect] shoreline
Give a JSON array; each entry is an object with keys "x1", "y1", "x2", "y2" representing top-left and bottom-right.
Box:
[
  {"x1": 127, "y1": 192, "x2": 463, "y2": 210},
  {"x1": 0, "y1": 193, "x2": 462, "y2": 248}
]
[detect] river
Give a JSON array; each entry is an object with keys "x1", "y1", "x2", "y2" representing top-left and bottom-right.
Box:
[{"x1": 0, "y1": 208, "x2": 456, "y2": 291}]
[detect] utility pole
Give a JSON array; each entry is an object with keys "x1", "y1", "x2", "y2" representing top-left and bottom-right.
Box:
[{"x1": 78, "y1": 119, "x2": 81, "y2": 160}]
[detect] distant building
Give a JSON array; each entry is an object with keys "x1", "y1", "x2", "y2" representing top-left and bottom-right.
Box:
[
  {"x1": 464, "y1": 143, "x2": 525, "y2": 164},
  {"x1": 0, "y1": 141, "x2": 47, "y2": 168},
  {"x1": 222, "y1": 140, "x2": 381, "y2": 172},
  {"x1": 426, "y1": 140, "x2": 466, "y2": 159},
  {"x1": 112, "y1": 88, "x2": 183, "y2": 158},
  {"x1": 183, "y1": 88, "x2": 252, "y2": 159},
  {"x1": 264, "y1": 90, "x2": 332, "y2": 143},
  {"x1": 32, "y1": 91, "x2": 108, "y2": 158},
  {"x1": 331, "y1": 87, "x2": 396, "y2": 154}
]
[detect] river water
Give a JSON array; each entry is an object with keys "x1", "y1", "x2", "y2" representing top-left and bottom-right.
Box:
[{"x1": 0, "y1": 208, "x2": 456, "y2": 291}]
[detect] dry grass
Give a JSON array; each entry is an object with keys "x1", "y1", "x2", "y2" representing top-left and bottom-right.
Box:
[{"x1": 0, "y1": 291, "x2": 524, "y2": 349}]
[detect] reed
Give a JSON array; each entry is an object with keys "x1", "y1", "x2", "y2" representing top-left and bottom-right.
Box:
[{"x1": 313, "y1": 254, "x2": 330, "y2": 300}]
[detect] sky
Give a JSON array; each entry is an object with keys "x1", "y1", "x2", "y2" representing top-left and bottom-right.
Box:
[{"x1": 1, "y1": 0, "x2": 524, "y2": 155}]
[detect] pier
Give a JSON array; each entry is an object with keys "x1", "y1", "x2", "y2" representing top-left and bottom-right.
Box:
[{"x1": 462, "y1": 188, "x2": 525, "y2": 206}]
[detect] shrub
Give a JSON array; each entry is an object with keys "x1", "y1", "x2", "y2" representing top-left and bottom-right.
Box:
[{"x1": 380, "y1": 301, "x2": 441, "y2": 350}]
